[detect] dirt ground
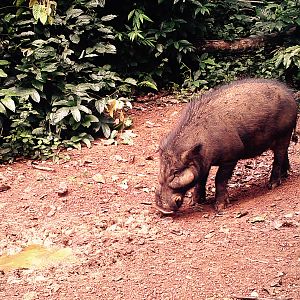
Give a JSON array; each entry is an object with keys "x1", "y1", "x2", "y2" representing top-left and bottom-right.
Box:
[{"x1": 0, "y1": 101, "x2": 300, "y2": 300}]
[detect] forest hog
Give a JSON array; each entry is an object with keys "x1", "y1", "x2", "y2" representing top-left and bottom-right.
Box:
[{"x1": 155, "y1": 79, "x2": 298, "y2": 213}]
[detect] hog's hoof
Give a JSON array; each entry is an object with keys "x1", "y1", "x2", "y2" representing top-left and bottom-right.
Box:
[
  {"x1": 191, "y1": 195, "x2": 206, "y2": 205},
  {"x1": 214, "y1": 201, "x2": 226, "y2": 213},
  {"x1": 267, "y1": 179, "x2": 281, "y2": 190},
  {"x1": 214, "y1": 194, "x2": 230, "y2": 212}
]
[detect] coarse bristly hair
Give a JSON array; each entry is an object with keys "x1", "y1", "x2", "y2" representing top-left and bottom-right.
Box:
[{"x1": 160, "y1": 78, "x2": 296, "y2": 153}]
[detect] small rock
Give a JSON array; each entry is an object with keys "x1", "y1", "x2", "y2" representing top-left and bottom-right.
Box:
[
  {"x1": 23, "y1": 291, "x2": 38, "y2": 300},
  {"x1": 249, "y1": 215, "x2": 266, "y2": 223},
  {"x1": 138, "y1": 239, "x2": 145, "y2": 245},
  {"x1": 111, "y1": 175, "x2": 119, "y2": 182},
  {"x1": 106, "y1": 224, "x2": 119, "y2": 232},
  {"x1": 57, "y1": 182, "x2": 68, "y2": 196},
  {"x1": 250, "y1": 291, "x2": 259, "y2": 297},
  {"x1": 0, "y1": 184, "x2": 11, "y2": 192},
  {"x1": 204, "y1": 231, "x2": 215, "y2": 239},
  {"x1": 47, "y1": 205, "x2": 57, "y2": 217},
  {"x1": 145, "y1": 155, "x2": 154, "y2": 160},
  {"x1": 236, "y1": 211, "x2": 248, "y2": 218},
  {"x1": 92, "y1": 173, "x2": 105, "y2": 183},
  {"x1": 113, "y1": 276, "x2": 123, "y2": 282},
  {"x1": 114, "y1": 155, "x2": 127, "y2": 162},
  {"x1": 118, "y1": 179, "x2": 128, "y2": 190},
  {"x1": 270, "y1": 277, "x2": 282, "y2": 287}
]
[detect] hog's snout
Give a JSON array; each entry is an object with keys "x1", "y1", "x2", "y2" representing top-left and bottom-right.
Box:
[
  {"x1": 174, "y1": 198, "x2": 183, "y2": 209},
  {"x1": 155, "y1": 186, "x2": 183, "y2": 214}
]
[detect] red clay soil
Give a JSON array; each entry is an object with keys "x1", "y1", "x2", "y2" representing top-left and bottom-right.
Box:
[{"x1": 0, "y1": 102, "x2": 299, "y2": 300}]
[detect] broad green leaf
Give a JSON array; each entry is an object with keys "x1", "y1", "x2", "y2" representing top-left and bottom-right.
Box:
[
  {"x1": 17, "y1": 74, "x2": 28, "y2": 80},
  {"x1": 82, "y1": 138, "x2": 91, "y2": 148},
  {"x1": 0, "y1": 69, "x2": 7, "y2": 78},
  {"x1": 138, "y1": 81, "x2": 158, "y2": 91},
  {"x1": 70, "y1": 34, "x2": 80, "y2": 44},
  {"x1": 76, "y1": 15, "x2": 92, "y2": 26},
  {"x1": 32, "y1": 80, "x2": 44, "y2": 91},
  {"x1": 69, "y1": 141, "x2": 81, "y2": 150},
  {"x1": 34, "y1": 46, "x2": 56, "y2": 59},
  {"x1": 290, "y1": 46, "x2": 300, "y2": 57},
  {"x1": 0, "y1": 102, "x2": 7, "y2": 114},
  {"x1": 52, "y1": 107, "x2": 70, "y2": 124},
  {"x1": 52, "y1": 100, "x2": 70, "y2": 106},
  {"x1": 88, "y1": 43, "x2": 116, "y2": 55},
  {"x1": 66, "y1": 8, "x2": 83, "y2": 20},
  {"x1": 70, "y1": 107, "x2": 81, "y2": 122},
  {"x1": 1, "y1": 97, "x2": 15, "y2": 112},
  {"x1": 95, "y1": 100, "x2": 106, "y2": 114},
  {"x1": 40, "y1": 8, "x2": 48, "y2": 24},
  {"x1": 30, "y1": 90, "x2": 40, "y2": 102},
  {"x1": 274, "y1": 53, "x2": 283, "y2": 68},
  {"x1": 32, "y1": 39, "x2": 47, "y2": 47},
  {"x1": 101, "y1": 15, "x2": 117, "y2": 22},
  {"x1": 294, "y1": 59, "x2": 300, "y2": 68},
  {"x1": 125, "y1": 78, "x2": 137, "y2": 85},
  {"x1": 140, "y1": 14, "x2": 153, "y2": 23},
  {"x1": 0, "y1": 87, "x2": 30, "y2": 98},
  {"x1": 32, "y1": 3, "x2": 41, "y2": 21},
  {"x1": 283, "y1": 53, "x2": 292, "y2": 68},
  {"x1": 32, "y1": 127, "x2": 44, "y2": 135},
  {"x1": 101, "y1": 123, "x2": 111, "y2": 138},
  {"x1": 110, "y1": 130, "x2": 118, "y2": 139},
  {"x1": 70, "y1": 135, "x2": 82, "y2": 143},
  {"x1": 0, "y1": 60, "x2": 10, "y2": 66},
  {"x1": 128, "y1": 10, "x2": 135, "y2": 21},
  {"x1": 82, "y1": 115, "x2": 99, "y2": 127},
  {"x1": 78, "y1": 105, "x2": 92, "y2": 114},
  {"x1": 87, "y1": 115, "x2": 99, "y2": 122},
  {"x1": 42, "y1": 63, "x2": 58, "y2": 72},
  {"x1": 86, "y1": 0, "x2": 105, "y2": 8}
]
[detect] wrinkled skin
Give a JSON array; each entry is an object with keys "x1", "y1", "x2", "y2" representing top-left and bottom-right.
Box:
[{"x1": 155, "y1": 79, "x2": 298, "y2": 213}]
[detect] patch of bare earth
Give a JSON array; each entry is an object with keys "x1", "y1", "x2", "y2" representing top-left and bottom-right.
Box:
[{"x1": 0, "y1": 102, "x2": 300, "y2": 300}]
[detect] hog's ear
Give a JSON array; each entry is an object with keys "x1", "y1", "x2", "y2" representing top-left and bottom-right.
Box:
[
  {"x1": 169, "y1": 168, "x2": 195, "y2": 189},
  {"x1": 181, "y1": 144, "x2": 202, "y2": 162}
]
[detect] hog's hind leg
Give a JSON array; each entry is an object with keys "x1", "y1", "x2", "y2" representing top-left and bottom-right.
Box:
[
  {"x1": 280, "y1": 151, "x2": 290, "y2": 179},
  {"x1": 268, "y1": 133, "x2": 292, "y2": 189}
]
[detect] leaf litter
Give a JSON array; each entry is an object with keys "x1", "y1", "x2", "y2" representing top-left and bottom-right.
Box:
[{"x1": 0, "y1": 103, "x2": 299, "y2": 299}]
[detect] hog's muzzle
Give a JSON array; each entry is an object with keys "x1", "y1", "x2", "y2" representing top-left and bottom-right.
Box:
[{"x1": 155, "y1": 187, "x2": 183, "y2": 214}]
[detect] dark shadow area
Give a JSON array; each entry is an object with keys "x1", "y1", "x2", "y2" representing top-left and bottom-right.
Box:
[{"x1": 159, "y1": 172, "x2": 300, "y2": 220}]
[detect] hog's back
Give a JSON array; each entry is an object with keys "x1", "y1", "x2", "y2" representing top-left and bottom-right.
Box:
[{"x1": 165, "y1": 79, "x2": 297, "y2": 161}]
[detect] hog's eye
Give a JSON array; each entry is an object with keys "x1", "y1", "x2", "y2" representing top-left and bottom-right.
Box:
[{"x1": 173, "y1": 169, "x2": 181, "y2": 177}]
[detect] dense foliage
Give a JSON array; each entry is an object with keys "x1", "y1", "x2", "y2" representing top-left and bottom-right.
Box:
[{"x1": 0, "y1": 0, "x2": 299, "y2": 162}]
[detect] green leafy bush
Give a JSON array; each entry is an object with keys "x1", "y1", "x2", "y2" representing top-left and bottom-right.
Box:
[
  {"x1": 0, "y1": 0, "x2": 299, "y2": 162},
  {"x1": 0, "y1": 0, "x2": 139, "y2": 162}
]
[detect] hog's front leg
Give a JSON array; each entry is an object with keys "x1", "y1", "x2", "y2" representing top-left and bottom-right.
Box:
[
  {"x1": 214, "y1": 162, "x2": 237, "y2": 212},
  {"x1": 192, "y1": 170, "x2": 210, "y2": 205}
]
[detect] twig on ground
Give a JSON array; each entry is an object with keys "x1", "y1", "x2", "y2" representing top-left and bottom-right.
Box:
[{"x1": 31, "y1": 162, "x2": 55, "y2": 172}]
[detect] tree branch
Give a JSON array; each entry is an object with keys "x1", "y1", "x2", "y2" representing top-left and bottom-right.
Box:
[{"x1": 196, "y1": 27, "x2": 298, "y2": 52}]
